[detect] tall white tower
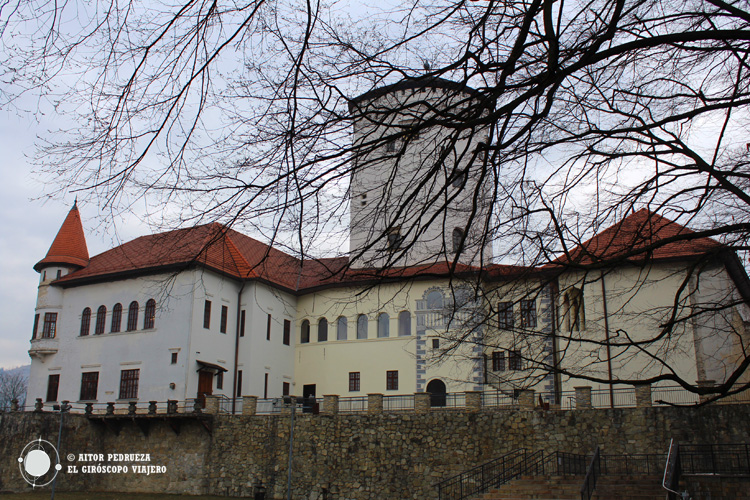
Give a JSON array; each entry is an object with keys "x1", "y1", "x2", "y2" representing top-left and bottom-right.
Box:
[{"x1": 348, "y1": 78, "x2": 494, "y2": 269}]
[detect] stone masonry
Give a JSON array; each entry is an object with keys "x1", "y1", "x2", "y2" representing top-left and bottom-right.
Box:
[{"x1": 2, "y1": 404, "x2": 750, "y2": 499}]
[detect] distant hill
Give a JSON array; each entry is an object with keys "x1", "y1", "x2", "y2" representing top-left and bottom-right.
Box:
[{"x1": 0, "y1": 364, "x2": 30, "y2": 378}]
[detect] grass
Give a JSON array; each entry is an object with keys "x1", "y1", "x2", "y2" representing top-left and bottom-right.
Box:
[{"x1": 0, "y1": 493, "x2": 241, "y2": 499}]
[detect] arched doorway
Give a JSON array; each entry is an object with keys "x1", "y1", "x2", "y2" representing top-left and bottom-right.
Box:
[{"x1": 426, "y1": 379, "x2": 447, "y2": 407}]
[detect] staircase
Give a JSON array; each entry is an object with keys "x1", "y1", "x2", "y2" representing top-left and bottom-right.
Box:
[{"x1": 480, "y1": 474, "x2": 666, "y2": 500}]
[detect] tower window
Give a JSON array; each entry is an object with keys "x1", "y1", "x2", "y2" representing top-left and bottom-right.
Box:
[
  {"x1": 357, "y1": 314, "x2": 368, "y2": 339},
  {"x1": 119, "y1": 369, "x2": 139, "y2": 399},
  {"x1": 377, "y1": 312, "x2": 390, "y2": 338},
  {"x1": 452, "y1": 228, "x2": 464, "y2": 254},
  {"x1": 387, "y1": 228, "x2": 402, "y2": 251},
  {"x1": 42, "y1": 312, "x2": 57, "y2": 338},
  {"x1": 283, "y1": 319, "x2": 291, "y2": 345}
]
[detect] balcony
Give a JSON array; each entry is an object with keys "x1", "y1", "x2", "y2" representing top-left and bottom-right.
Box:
[{"x1": 28, "y1": 337, "x2": 58, "y2": 360}]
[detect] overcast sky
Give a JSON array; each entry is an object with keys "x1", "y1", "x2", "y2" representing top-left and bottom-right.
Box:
[{"x1": 0, "y1": 105, "x2": 150, "y2": 369}]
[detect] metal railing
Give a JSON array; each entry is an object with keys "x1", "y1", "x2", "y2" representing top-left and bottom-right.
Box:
[
  {"x1": 580, "y1": 446, "x2": 601, "y2": 500},
  {"x1": 435, "y1": 449, "x2": 590, "y2": 500},
  {"x1": 435, "y1": 449, "x2": 528, "y2": 500},
  {"x1": 680, "y1": 443, "x2": 750, "y2": 476}
]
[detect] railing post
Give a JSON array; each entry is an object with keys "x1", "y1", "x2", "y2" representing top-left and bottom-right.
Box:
[
  {"x1": 242, "y1": 395, "x2": 258, "y2": 415},
  {"x1": 204, "y1": 395, "x2": 220, "y2": 414},
  {"x1": 34, "y1": 398, "x2": 44, "y2": 412},
  {"x1": 465, "y1": 391, "x2": 482, "y2": 412},
  {"x1": 106, "y1": 402, "x2": 115, "y2": 415},
  {"x1": 322, "y1": 395, "x2": 339, "y2": 415},
  {"x1": 128, "y1": 401, "x2": 137, "y2": 416},
  {"x1": 148, "y1": 401, "x2": 157, "y2": 415},
  {"x1": 518, "y1": 389, "x2": 535, "y2": 410},
  {"x1": 575, "y1": 386, "x2": 592, "y2": 409},
  {"x1": 367, "y1": 393, "x2": 383, "y2": 414},
  {"x1": 697, "y1": 379, "x2": 716, "y2": 404},
  {"x1": 634, "y1": 384, "x2": 652, "y2": 408},
  {"x1": 415, "y1": 392, "x2": 431, "y2": 413}
]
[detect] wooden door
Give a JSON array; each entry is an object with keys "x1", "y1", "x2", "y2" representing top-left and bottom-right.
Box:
[{"x1": 197, "y1": 371, "x2": 213, "y2": 407}]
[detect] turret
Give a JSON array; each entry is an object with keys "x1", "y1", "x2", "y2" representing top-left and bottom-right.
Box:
[{"x1": 34, "y1": 201, "x2": 89, "y2": 282}]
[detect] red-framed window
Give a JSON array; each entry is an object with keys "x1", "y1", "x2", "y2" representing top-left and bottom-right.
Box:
[
  {"x1": 80, "y1": 372, "x2": 99, "y2": 401},
  {"x1": 95, "y1": 305, "x2": 106, "y2": 335},
  {"x1": 386, "y1": 370, "x2": 398, "y2": 391},
  {"x1": 349, "y1": 372, "x2": 361, "y2": 392},
  {"x1": 42, "y1": 312, "x2": 57, "y2": 338},
  {"x1": 127, "y1": 301, "x2": 139, "y2": 331},
  {"x1": 119, "y1": 369, "x2": 139, "y2": 399},
  {"x1": 144, "y1": 299, "x2": 156, "y2": 329},
  {"x1": 111, "y1": 303, "x2": 122, "y2": 332}
]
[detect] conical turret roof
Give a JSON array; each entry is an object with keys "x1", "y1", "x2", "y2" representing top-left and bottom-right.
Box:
[{"x1": 34, "y1": 203, "x2": 90, "y2": 272}]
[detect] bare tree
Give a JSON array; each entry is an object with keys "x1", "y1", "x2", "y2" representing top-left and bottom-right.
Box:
[
  {"x1": 3, "y1": 0, "x2": 750, "y2": 400},
  {"x1": 0, "y1": 370, "x2": 28, "y2": 409}
]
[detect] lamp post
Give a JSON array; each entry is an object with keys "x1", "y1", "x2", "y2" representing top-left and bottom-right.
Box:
[
  {"x1": 50, "y1": 400, "x2": 71, "y2": 500},
  {"x1": 282, "y1": 395, "x2": 302, "y2": 500}
]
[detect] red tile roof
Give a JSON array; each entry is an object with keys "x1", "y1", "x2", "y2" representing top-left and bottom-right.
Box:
[
  {"x1": 34, "y1": 204, "x2": 90, "y2": 271},
  {"x1": 550, "y1": 208, "x2": 724, "y2": 267},
  {"x1": 51, "y1": 208, "x2": 724, "y2": 291}
]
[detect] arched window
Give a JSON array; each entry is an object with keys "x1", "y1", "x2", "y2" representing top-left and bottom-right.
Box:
[
  {"x1": 300, "y1": 320, "x2": 310, "y2": 343},
  {"x1": 95, "y1": 305, "x2": 107, "y2": 335},
  {"x1": 80, "y1": 307, "x2": 91, "y2": 336},
  {"x1": 377, "y1": 312, "x2": 390, "y2": 338},
  {"x1": 144, "y1": 299, "x2": 156, "y2": 329},
  {"x1": 398, "y1": 311, "x2": 411, "y2": 336},
  {"x1": 356, "y1": 314, "x2": 368, "y2": 339},
  {"x1": 318, "y1": 317, "x2": 328, "y2": 342},
  {"x1": 111, "y1": 303, "x2": 122, "y2": 332},
  {"x1": 452, "y1": 228, "x2": 464, "y2": 254},
  {"x1": 127, "y1": 301, "x2": 139, "y2": 331},
  {"x1": 337, "y1": 316, "x2": 348, "y2": 340},
  {"x1": 564, "y1": 288, "x2": 585, "y2": 332},
  {"x1": 426, "y1": 290, "x2": 444, "y2": 310}
]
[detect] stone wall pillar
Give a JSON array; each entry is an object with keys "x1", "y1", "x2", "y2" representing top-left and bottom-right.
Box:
[
  {"x1": 204, "y1": 395, "x2": 220, "y2": 414},
  {"x1": 242, "y1": 396, "x2": 258, "y2": 416},
  {"x1": 575, "y1": 386, "x2": 592, "y2": 409},
  {"x1": 697, "y1": 379, "x2": 716, "y2": 404},
  {"x1": 465, "y1": 391, "x2": 482, "y2": 412},
  {"x1": 367, "y1": 393, "x2": 383, "y2": 414},
  {"x1": 414, "y1": 393, "x2": 431, "y2": 413},
  {"x1": 322, "y1": 395, "x2": 339, "y2": 415},
  {"x1": 518, "y1": 389, "x2": 535, "y2": 410},
  {"x1": 635, "y1": 384, "x2": 652, "y2": 408}
]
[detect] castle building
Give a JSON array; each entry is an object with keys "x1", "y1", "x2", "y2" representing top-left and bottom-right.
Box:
[{"x1": 26, "y1": 79, "x2": 750, "y2": 409}]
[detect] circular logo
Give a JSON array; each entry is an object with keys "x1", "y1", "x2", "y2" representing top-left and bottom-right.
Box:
[{"x1": 17, "y1": 438, "x2": 62, "y2": 487}]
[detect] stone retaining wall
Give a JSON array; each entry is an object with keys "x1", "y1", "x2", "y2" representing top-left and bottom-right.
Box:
[{"x1": 2, "y1": 404, "x2": 750, "y2": 499}]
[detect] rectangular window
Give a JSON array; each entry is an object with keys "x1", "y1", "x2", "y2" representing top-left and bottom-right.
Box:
[
  {"x1": 171, "y1": 352, "x2": 178, "y2": 364},
  {"x1": 386, "y1": 370, "x2": 398, "y2": 391},
  {"x1": 491, "y1": 351, "x2": 506, "y2": 372},
  {"x1": 216, "y1": 371, "x2": 224, "y2": 390},
  {"x1": 266, "y1": 313, "x2": 272, "y2": 340},
  {"x1": 46, "y1": 374, "x2": 60, "y2": 402},
  {"x1": 498, "y1": 301, "x2": 513, "y2": 330},
  {"x1": 220, "y1": 305, "x2": 228, "y2": 334},
  {"x1": 283, "y1": 319, "x2": 291, "y2": 346},
  {"x1": 283, "y1": 382, "x2": 290, "y2": 396},
  {"x1": 264, "y1": 373, "x2": 269, "y2": 399},
  {"x1": 349, "y1": 372, "x2": 361, "y2": 392},
  {"x1": 520, "y1": 300, "x2": 536, "y2": 328},
  {"x1": 432, "y1": 338, "x2": 440, "y2": 349},
  {"x1": 236, "y1": 370, "x2": 243, "y2": 397},
  {"x1": 508, "y1": 350, "x2": 522, "y2": 371},
  {"x1": 203, "y1": 300, "x2": 212, "y2": 329},
  {"x1": 240, "y1": 310, "x2": 246, "y2": 337},
  {"x1": 119, "y1": 369, "x2": 140, "y2": 399},
  {"x1": 80, "y1": 372, "x2": 99, "y2": 401},
  {"x1": 42, "y1": 312, "x2": 57, "y2": 338},
  {"x1": 32, "y1": 313, "x2": 40, "y2": 340}
]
